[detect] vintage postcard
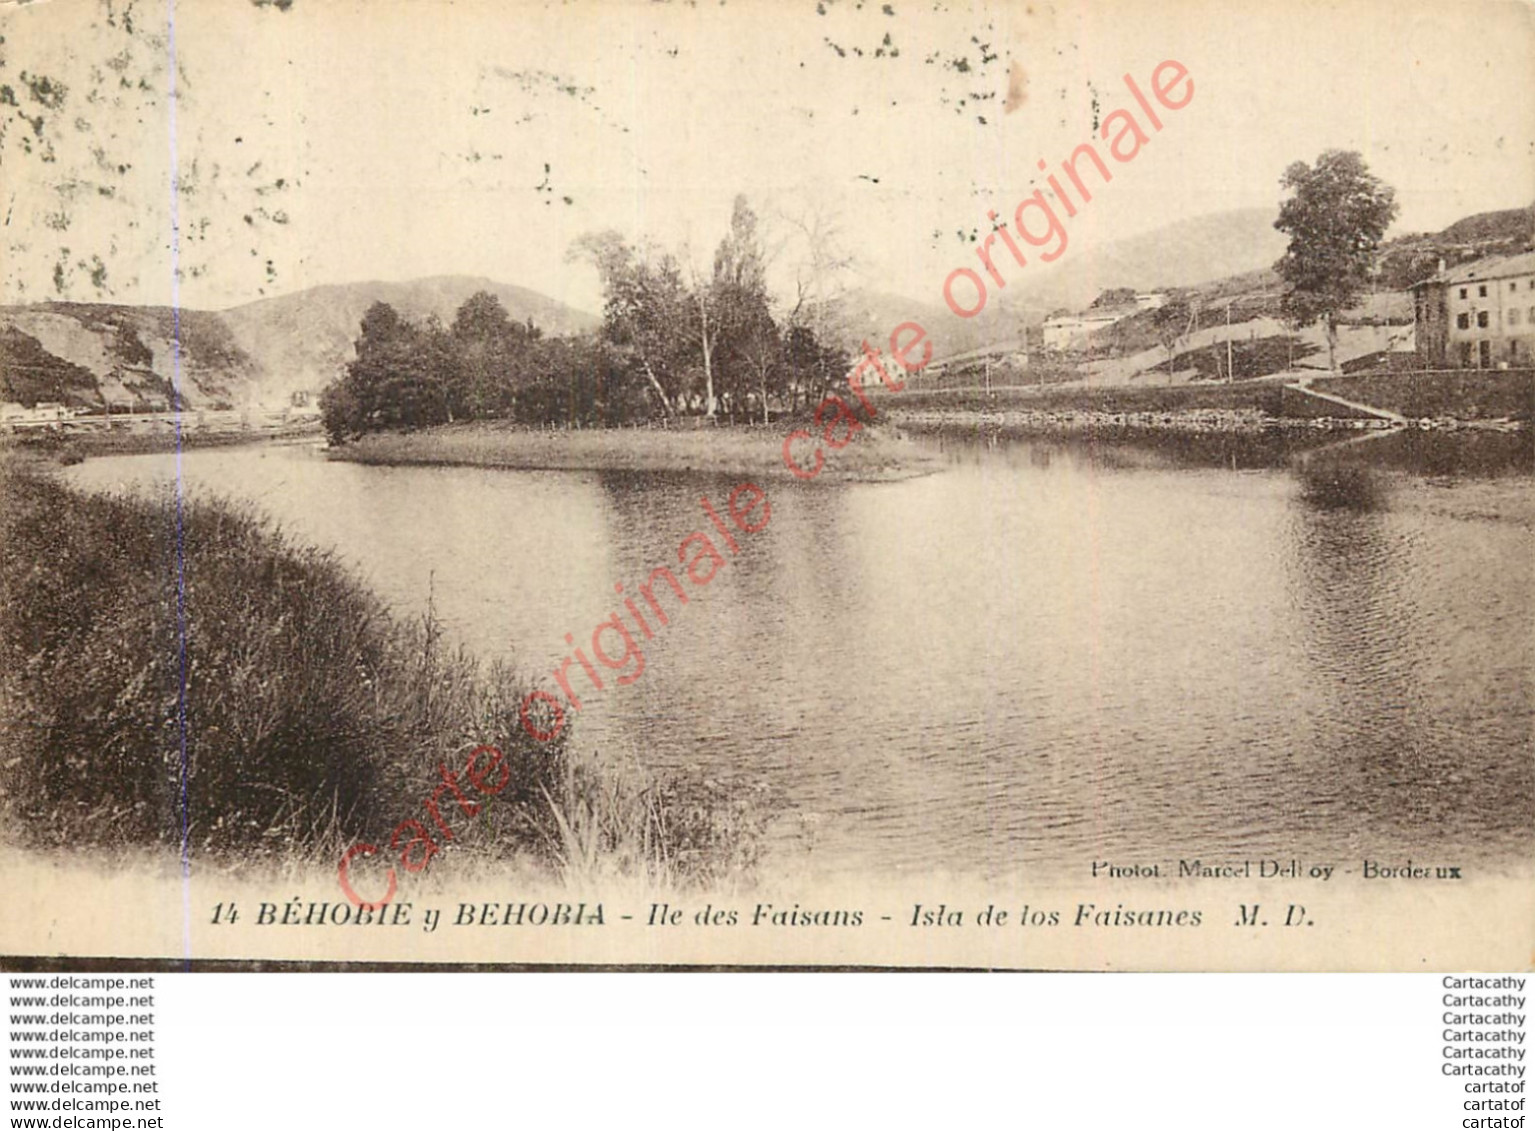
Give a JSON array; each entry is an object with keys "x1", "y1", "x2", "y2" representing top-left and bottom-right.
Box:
[{"x1": 0, "y1": 0, "x2": 1530, "y2": 971}]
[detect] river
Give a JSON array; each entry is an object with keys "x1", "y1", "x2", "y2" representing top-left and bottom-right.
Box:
[{"x1": 64, "y1": 428, "x2": 1535, "y2": 884}]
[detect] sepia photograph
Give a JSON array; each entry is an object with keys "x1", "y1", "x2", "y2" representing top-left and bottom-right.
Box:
[{"x1": 0, "y1": 0, "x2": 1530, "y2": 970}]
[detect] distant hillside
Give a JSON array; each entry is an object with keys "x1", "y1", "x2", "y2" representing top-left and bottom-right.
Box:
[
  {"x1": 218, "y1": 276, "x2": 598, "y2": 405},
  {"x1": 1044, "y1": 207, "x2": 1290, "y2": 307},
  {"x1": 0, "y1": 303, "x2": 261, "y2": 410},
  {"x1": 1378, "y1": 204, "x2": 1535, "y2": 290},
  {"x1": 829, "y1": 287, "x2": 996, "y2": 358},
  {"x1": 845, "y1": 208, "x2": 1291, "y2": 363},
  {"x1": 0, "y1": 276, "x2": 597, "y2": 410}
]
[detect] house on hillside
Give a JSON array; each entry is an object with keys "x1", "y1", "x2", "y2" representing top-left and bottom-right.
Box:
[
  {"x1": 1412, "y1": 251, "x2": 1535, "y2": 368},
  {"x1": 1042, "y1": 311, "x2": 1120, "y2": 351},
  {"x1": 1043, "y1": 291, "x2": 1168, "y2": 352}
]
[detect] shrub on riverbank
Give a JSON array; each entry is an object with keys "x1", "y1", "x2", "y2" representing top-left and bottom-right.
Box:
[{"x1": 0, "y1": 463, "x2": 763, "y2": 887}]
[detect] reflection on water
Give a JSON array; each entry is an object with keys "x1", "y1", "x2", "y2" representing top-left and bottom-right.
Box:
[
  {"x1": 1293, "y1": 460, "x2": 1386, "y2": 511},
  {"x1": 918, "y1": 421, "x2": 1535, "y2": 477},
  {"x1": 64, "y1": 430, "x2": 1535, "y2": 882}
]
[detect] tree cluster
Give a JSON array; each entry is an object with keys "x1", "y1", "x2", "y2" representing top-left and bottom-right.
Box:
[
  {"x1": 572, "y1": 195, "x2": 850, "y2": 424},
  {"x1": 322, "y1": 195, "x2": 851, "y2": 442},
  {"x1": 319, "y1": 298, "x2": 639, "y2": 441}
]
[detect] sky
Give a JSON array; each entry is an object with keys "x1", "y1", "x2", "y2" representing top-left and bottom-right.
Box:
[{"x1": 2, "y1": 0, "x2": 1532, "y2": 314}]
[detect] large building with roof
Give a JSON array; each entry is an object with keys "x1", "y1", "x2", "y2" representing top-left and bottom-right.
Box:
[{"x1": 1412, "y1": 251, "x2": 1535, "y2": 368}]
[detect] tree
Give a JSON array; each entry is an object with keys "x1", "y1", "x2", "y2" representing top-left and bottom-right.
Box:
[
  {"x1": 507, "y1": 333, "x2": 635, "y2": 428},
  {"x1": 320, "y1": 296, "x2": 643, "y2": 435},
  {"x1": 736, "y1": 318, "x2": 785, "y2": 424},
  {"x1": 414, "y1": 315, "x2": 466, "y2": 425},
  {"x1": 781, "y1": 199, "x2": 855, "y2": 324},
  {"x1": 711, "y1": 195, "x2": 777, "y2": 422},
  {"x1": 451, "y1": 291, "x2": 540, "y2": 418},
  {"x1": 783, "y1": 326, "x2": 822, "y2": 413},
  {"x1": 1089, "y1": 287, "x2": 1138, "y2": 310},
  {"x1": 781, "y1": 198, "x2": 857, "y2": 406},
  {"x1": 1273, "y1": 150, "x2": 1399, "y2": 373},
  {"x1": 318, "y1": 379, "x2": 363, "y2": 444},
  {"x1": 685, "y1": 257, "x2": 722, "y2": 421},
  {"x1": 783, "y1": 325, "x2": 849, "y2": 411},
  {"x1": 1150, "y1": 297, "x2": 1193, "y2": 377},
  {"x1": 319, "y1": 302, "x2": 450, "y2": 438},
  {"x1": 571, "y1": 231, "x2": 691, "y2": 418}
]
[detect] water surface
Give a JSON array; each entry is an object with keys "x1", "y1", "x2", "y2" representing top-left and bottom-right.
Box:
[{"x1": 65, "y1": 431, "x2": 1535, "y2": 883}]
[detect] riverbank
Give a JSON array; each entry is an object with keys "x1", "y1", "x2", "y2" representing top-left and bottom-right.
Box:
[
  {"x1": 0, "y1": 460, "x2": 767, "y2": 891},
  {"x1": 889, "y1": 405, "x2": 1357, "y2": 434},
  {"x1": 1312, "y1": 368, "x2": 1534, "y2": 423},
  {"x1": 327, "y1": 420, "x2": 944, "y2": 480},
  {"x1": 885, "y1": 367, "x2": 1532, "y2": 431},
  {"x1": 0, "y1": 422, "x2": 323, "y2": 464}
]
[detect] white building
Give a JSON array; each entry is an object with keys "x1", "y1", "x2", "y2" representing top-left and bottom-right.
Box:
[{"x1": 1042, "y1": 292, "x2": 1168, "y2": 352}]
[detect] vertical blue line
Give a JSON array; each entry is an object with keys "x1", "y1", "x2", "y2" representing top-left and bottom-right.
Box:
[{"x1": 165, "y1": 0, "x2": 192, "y2": 969}]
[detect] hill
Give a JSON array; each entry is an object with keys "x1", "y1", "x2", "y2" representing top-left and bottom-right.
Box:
[
  {"x1": 0, "y1": 276, "x2": 597, "y2": 411},
  {"x1": 1042, "y1": 207, "x2": 1290, "y2": 308},
  {"x1": 218, "y1": 276, "x2": 598, "y2": 406},
  {"x1": 1377, "y1": 204, "x2": 1535, "y2": 290},
  {"x1": 0, "y1": 303, "x2": 261, "y2": 410},
  {"x1": 882, "y1": 203, "x2": 1532, "y2": 367},
  {"x1": 829, "y1": 287, "x2": 990, "y2": 357}
]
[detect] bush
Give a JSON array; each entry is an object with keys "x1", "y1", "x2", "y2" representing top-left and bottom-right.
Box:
[
  {"x1": 0, "y1": 465, "x2": 563, "y2": 863},
  {"x1": 0, "y1": 463, "x2": 770, "y2": 889}
]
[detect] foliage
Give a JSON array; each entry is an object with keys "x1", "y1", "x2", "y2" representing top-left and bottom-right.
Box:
[
  {"x1": 1173, "y1": 335, "x2": 1318, "y2": 382},
  {"x1": 0, "y1": 463, "x2": 552, "y2": 858},
  {"x1": 322, "y1": 295, "x2": 606, "y2": 441},
  {"x1": 0, "y1": 465, "x2": 766, "y2": 886},
  {"x1": 544, "y1": 758, "x2": 775, "y2": 889},
  {"x1": 1150, "y1": 297, "x2": 1193, "y2": 373},
  {"x1": 569, "y1": 231, "x2": 694, "y2": 418},
  {"x1": 325, "y1": 197, "x2": 850, "y2": 440},
  {"x1": 1273, "y1": 150, "x2": 1399, "y2": 370},
  {"x1": 710, "y1": 195, "x2": 782, "y2": 422},
  {"x1": 1088, "y1": 286, "x2": 1138, "y2": 310},
  {"x1": 451, "y1": 290, "x2": 542, "y2": 419}
]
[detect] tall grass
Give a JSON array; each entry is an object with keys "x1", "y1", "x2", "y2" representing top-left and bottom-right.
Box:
[
  {"x1": 543, "y1": 756, "x2": 773, "y2": 890},
  {"x1": 0, "y1": 461, "x2": 767, "y2": 887}
]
